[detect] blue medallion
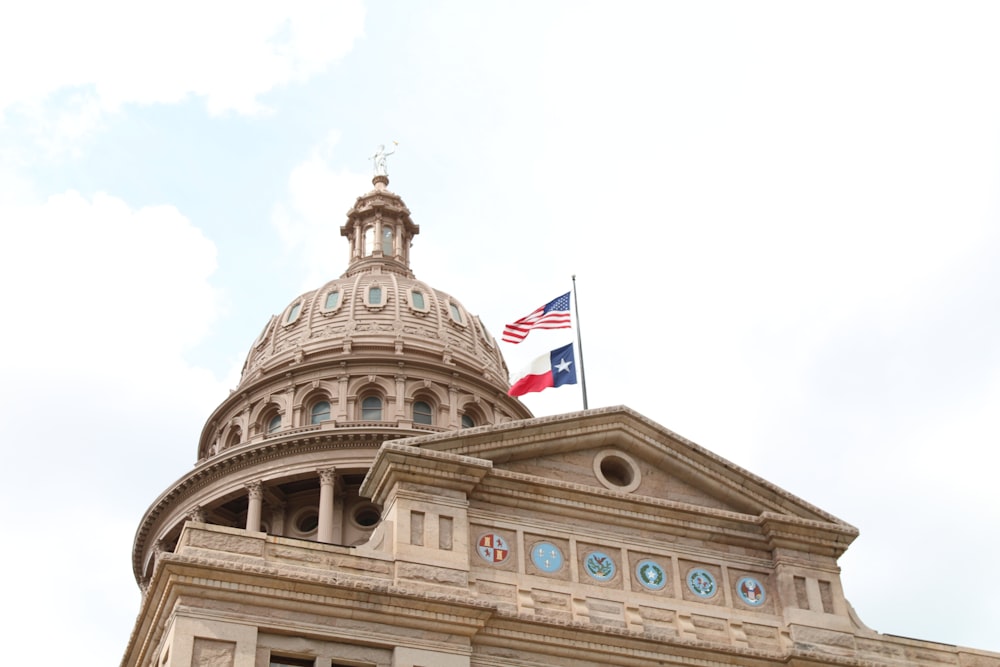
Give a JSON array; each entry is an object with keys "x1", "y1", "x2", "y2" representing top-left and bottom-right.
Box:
[
  {"x1": 736, "y1": 576, "x2": 766, "y2": 606},
  {"x1": 686, "y1": 568, "x2": 717, "y2": 598},
  {"x1": 635, "y1": 559, "x2": 667, "y2": 591},
  {"x1": 531, "y1": 541, "x2": 564, "y2": 573},
  {"x1": 584, "y1": 551, "x2": 616, "y2": 581}
]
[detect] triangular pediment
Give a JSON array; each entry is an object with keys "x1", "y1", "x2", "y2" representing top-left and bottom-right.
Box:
[{"x1": 386, "y1": 406, "x2": 857, "y2": 556}]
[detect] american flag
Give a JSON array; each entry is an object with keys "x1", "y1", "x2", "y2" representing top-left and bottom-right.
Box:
[{"x1": 502, "y1": 292, "x2": 572, "y2": 344}]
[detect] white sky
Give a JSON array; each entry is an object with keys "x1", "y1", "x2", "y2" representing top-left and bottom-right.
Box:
[{"x1": 1, "y1": 2, "x2": 998, "y2": 663}]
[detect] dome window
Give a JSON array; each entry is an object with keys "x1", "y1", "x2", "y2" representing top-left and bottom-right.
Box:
[
  {"x1": 225, "y1": 427, "x2": 242, "y2": 449},
  {"x1": 475, "y1": 316, "x2": 495, "y2": 348},
  {"x1": 284, "y1": 302, "x2": 302, "y2": 325},
  {"x1": 323, "y1": 290, "x2": 340, "y2": 311},
  {"x1": 367, "y1": 286, "x2": 383, "y2": 306},
  {"x1": 267, "y1": 414, "x2": 282, "y2": 434},
  {"x1": 363, "y1": 226, "x2": 375, "y2": 256},
  {"x1": 310, "y1": 401, "x2": 331, "y2": 424},
  {"x1": 254, "y1": 316, "x2": 275, "y2": 348},
  {"x1": 381, "y1": 226, "x2": 393, "y2": 256},
  {"x1": 461, "y1": 414, "x2": 475, "y2": 429},
  {"x1": 410, "y1": 290, "x2": 427, "y2": 312},
  {"x1": 448, "y1": 302, "x2": 464, "y2": 325},
  {"x1": 413, "y1": 400, "x2": 433, "y2": 425},
  {"x1": 361, "y1": 396, "x2": 382, "y2": 421}
]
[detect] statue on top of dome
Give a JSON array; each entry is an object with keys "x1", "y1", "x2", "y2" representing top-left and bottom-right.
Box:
[{"x1": 370, "y1": 141, "x2": 398, "y2": 176}]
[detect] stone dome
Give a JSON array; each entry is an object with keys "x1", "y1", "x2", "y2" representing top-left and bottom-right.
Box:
[
  {"x1": 237, "y1": 272, "x2": 510, "y2": 399},
  {"x1": 132, "y1": 175, "x2": 532, "y2": 585}
]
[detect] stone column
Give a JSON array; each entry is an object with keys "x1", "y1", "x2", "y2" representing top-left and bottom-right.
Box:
[
  {"x1": 337, "y1": 370, "x2": 349, "y2": 420},
  {"x1": 318, "y1": 469, "x2": 337, "y2": 543},
  {"x1": 395, "y1": 374, "x2": 406, "y2": 421},
  {"x1": 245, "y1": 481, "x2": 263, "y2": 532},
  {"x1": 448, "y1": 382, "x2": 459, "y2": 428}
]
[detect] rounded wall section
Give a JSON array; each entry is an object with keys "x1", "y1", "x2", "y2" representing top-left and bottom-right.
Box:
[
  {"x1": 240, "y1": 274, "x2": 510, "y2": 390},
  {"x1": 199, "y1": 274, "x2": 530, "y2": 461}
]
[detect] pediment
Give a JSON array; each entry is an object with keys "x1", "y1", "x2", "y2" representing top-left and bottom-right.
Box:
[{"x1": 394, "y1": 406, "x2": 857, "y2": 555}]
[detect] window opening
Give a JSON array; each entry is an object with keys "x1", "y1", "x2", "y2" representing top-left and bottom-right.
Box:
[
  {"x1": 381, "y1": 226, "x2": 393, "y2": 255},
  {"x1": 310, "y1": 401, "x2": 331, "y2": 424},
  {"x1": 267, "y1": 414, "x2": 281, "y2": 434},
  {"x1": 324, "y1": 291, "x2": 339, "y2": 310},
  {"x1": 363, "y1": 226, "x2": 374, "y2": 256},
  {"x1": 361, "y1": 396, "x2": 382, "y2": 420},
  {"x1": 413, "y1": 400, "x2": 433, "y2": 425},
  {"x1": 270, "y1": 655, "x2": 314, "y2": 667},
  {"x1": 411, "y1": 290, "x2": 425, "y2": 310}
]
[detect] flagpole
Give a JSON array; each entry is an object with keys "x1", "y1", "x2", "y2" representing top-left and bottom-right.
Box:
[{"x1": 572, "y1": 275, "x2": 589, "y2": 409}]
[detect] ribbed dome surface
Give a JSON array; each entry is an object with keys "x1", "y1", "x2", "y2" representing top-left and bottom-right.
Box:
[{"x1": 239, "y1": 272, "x2": 510, "y2": 391}]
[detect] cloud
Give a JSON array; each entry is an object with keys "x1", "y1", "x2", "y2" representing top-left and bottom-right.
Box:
[
  {"x1": 0, "y1": 187, "x2": 229, "y2": 663},
  {"x1": 0, "y1": 1, "x2": 366, "y2": 151},
  {"x1": 0, "y1": 190, "x2": 221, "y2": 369},
  {"x1": 271, "y1": 132, "x2": 372, "y2": 289}
]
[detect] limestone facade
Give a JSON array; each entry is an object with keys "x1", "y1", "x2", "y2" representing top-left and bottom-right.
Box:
[{"x1": 122, "y1": 178, "x2": 1000, "y2": 667}]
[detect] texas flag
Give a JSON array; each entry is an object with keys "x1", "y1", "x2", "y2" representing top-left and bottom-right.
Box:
[{"x1": 508, "y1": 343, "x2": 577, "y2": 397}]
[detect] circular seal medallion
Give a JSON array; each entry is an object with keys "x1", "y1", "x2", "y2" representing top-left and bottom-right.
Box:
[
  {"x1": 635, "y1": 559, "x2": 668, "y2": 591},
  {"x1": 686, "y1": 568, "x2": 717, "y2": 598},
  {"x1": 476, "y1": 533, "x2": 510, "y2": 565},
  {"x1": 584, "y1": 551, "x2": 616, "y2": 581},
  {"x1": 530, "y1": 541, "x2": 564, "y2": 573},
  {"x1": 736, "y1": 576, "x2": 766, "y2": 606}
]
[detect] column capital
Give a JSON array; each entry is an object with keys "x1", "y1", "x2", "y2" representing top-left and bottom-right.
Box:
[
  {"x1": 245, "y1": 480, "x2": 264, "y2": 500},
  {"x1": 318, "y1": 468, "x2": 337, "y2": 485}
]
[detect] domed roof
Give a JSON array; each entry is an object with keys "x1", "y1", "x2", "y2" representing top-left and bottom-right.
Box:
[
  {"x1": 239, "y1": 273, "x2": 510, "y2": 392},
  {"x1": 236, "y1": 173, "x2": 510, "y2": 395},
  {"x1": 194, "y1": 174, "x2": 531, "y2": 460}
]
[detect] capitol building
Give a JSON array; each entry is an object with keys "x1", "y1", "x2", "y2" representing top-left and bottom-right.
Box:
[{"x1": 121, "y1": 173, "x2": 1000, "y2": 667}]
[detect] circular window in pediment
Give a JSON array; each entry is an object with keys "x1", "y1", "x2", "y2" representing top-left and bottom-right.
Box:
[{"x1": 593, "y1": 450, "x2": 641, "y2": 493}]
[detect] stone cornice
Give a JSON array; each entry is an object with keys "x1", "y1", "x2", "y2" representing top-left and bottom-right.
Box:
[
  {"x1": 362, "y1": 441, "x2": 492, "y2": 505},
  {"x1": 402, "y1": 406, "x2": 854, "y2": 528}
]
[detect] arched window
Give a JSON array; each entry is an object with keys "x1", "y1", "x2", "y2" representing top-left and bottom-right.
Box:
[
  {"x1": 363, "y1": 226, "x2": 374, "y2": 256},
  {"x1": 225, "y1": 427, "x2": 242, "y2": 449},
  {"x1": 410, "y1": 290, "x2": 426, "y2": 310},
  {"x1": 324, "y1": 290, "x2": 340, "y2": 311},
  {"x1": 310, "y1": 401, "x2": 331, "y2": 424},
  {"x1": 461, "y1": 414, "x2": 475, "y2": 429},
  {"x1": 413, "y1": 400, "x2": 433, "y2": 425},
  {"x1": 381, "y1": 226, "x2": 393, "y2": 256},
  {"x1": 361, "y1": 396, "x2": 382, "y2": 421},
  {"x1": 267, "y1": 414, "x2": 282, "y2": 433}
]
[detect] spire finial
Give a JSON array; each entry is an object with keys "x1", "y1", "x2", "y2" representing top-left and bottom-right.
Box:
[{"x1": 370, "y1": 141, "x2": 398, "y2": 176}]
